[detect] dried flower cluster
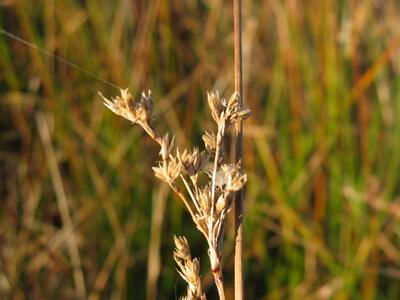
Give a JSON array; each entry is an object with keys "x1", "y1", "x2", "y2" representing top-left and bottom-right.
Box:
[
  {"x1": 174, "y1": 236, "x2": 206, "y2": 300},
  {"x1": 102, "y1": 88, "x2": 250, "y2": 299}
]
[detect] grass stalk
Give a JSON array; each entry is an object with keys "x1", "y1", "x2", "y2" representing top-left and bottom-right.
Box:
[
  {"x1": 36, "y1": 112, "x2": 86, "y2": 299},
  {"x1": 213, "y1": 269, "x2": 226, "y2": 300},
  {"x1": 146, "y1": 184, "x2": 169, "y2": 300},
  {"x1": 233, "y1": 0, "x2": 244, "y2": 299},
  {"x1": 210, "y1": 126, "x2": 223, "y2": 239}
]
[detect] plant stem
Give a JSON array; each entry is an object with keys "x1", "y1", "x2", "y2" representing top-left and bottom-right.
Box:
[
  {"x1": 213, "y1": 268, "x2": 226, "y2": 300},
  {"x1": 180, "y1": 174, "x2": 202, "y2": 214},
  {"x1": 210, "y1": 126, "x2": 224, "y2": 243},
  {"x1": 233, "y1": 0, "x2": 244, "y2": 299}
]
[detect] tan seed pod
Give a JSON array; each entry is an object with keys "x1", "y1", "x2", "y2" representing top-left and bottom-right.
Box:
[
  {"x1": 202, "y1": 130, "x2": 217, "y2": 153},
  {"x1": 101, "y1": 89, "x2": 154, "y2": 126},
  {"x1": 159, "y1": 133, "x2": 175, "y2": 161}
]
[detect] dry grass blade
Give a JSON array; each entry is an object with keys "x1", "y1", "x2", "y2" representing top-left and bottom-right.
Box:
[
  {"x1": 146, "y1": 184, "x2": 169, "y2": 300},
  {"x1": 36, "y1": 112, "x2": 86, "y2": 299}
]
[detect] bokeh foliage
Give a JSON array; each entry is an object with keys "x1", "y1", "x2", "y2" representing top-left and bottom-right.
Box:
[{"x1": 1, "y1": 0, "x2": 400, "y2": 299}]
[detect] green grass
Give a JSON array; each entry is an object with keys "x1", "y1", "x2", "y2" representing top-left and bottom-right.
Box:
[{"x1": 1, "y1": 1, "x2": 400, "y2": 299}]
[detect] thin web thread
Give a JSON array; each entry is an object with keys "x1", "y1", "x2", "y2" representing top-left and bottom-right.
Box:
[
  {"x1": 0, "y1": 27, "x2": 179, "y2": 119},
  {"x1": 0, "y1": 28, "x2": 121, "y2": 90}
]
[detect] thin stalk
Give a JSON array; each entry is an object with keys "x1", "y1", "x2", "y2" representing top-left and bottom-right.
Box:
[
  {"x1": 213, "y1": 269, "x2": 226, "y2": 300},
  {"x1": 208, "y1": 126, "x2": 227, "y2": 299},
  {"x1": 190, "y1": 175, "x2": 200, "y2": 196},
  {"x1": 233, "y1": 0, "x2": 244, "y2": 299},
  {"x1": 141, "y1": 122, "x2": 161, "y2": 142},
  {"x1": 168, "y1": 183, "x2": 207, "y2": 237},
  {"x1": 210, "y1": 128, "x2": 223, "y2": 239},
  {"x1": 180, "y1": 174, "x2": 201, "y2": 213},
  {"x1": 36, "y1": 113, "x2": 86, "y2": 298}
]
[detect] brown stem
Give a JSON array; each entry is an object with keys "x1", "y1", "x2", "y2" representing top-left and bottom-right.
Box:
[
  {"x1": 233, "y1": 0, "x2": 244, "y2": 299},
  {"x1": 210, "y1": 127, "x2": 223, "y2": 241},
  {"x1": 213, "y1": 267, "x2": 226, "y2": 300},
  {"x1": 140, "y1": 122, "x2": 161, "y2": 143}
]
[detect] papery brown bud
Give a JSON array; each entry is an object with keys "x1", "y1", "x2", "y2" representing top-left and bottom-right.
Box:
[
  {"x1": 100, "y1": 89, "x2": 154, "y2": 126},
  {"x1": 159, "y1": 133, "x2": 175, "y2": 161},
  {"x1": 207, "y1": 92, "x2": 224, "y2": 123},
  {"x1": 152, "y1": 157, "x2": 182, "y2": 184},
  {"x1": 174, "y1": 235, "x2": 192, "y2": 261},
  {"x1": 202, "y1": 130, "x2": 217, "y2": 153}
]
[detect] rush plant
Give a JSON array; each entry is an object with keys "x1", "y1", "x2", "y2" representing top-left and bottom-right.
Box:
[{"x1": 101, "y1": 89, "x2": 250, "y2": 299}]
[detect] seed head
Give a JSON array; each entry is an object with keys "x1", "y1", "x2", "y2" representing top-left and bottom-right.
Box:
[
  {"x1": 173, "y1": 236, "x2": 206, "y2": 300},
  {"x1": 152, "y1": 157, "x2": 182, "y2": 184},
  {"x1": 207, "y1": 91, "x2": 225, "y2": 124},
  {"x1": 225, "y1": 92, "x2": 251, "y2": 123},
  {"x1": 177, "y1": 148, "x2": 209, "y2": 176},
  {"x1": 100, "y1": 89, "x2": 153, "y2": 125},
  {"x1": 215, "y1": 193, "x2": 229, "y2": 212},
  {"x1": 207, "y1": 163, "x2": 247, "y2": 192},
  {"x1": 220, "y1": 162, "x2": 248, "y2": 192},
  {"x1": 206, "y1": 91, "x2": 251, "y2": 126},
  {"x1": 202, "y1": 130, "x2": 217, "y2": 153},
  {"x1": 159, "y1": 133, "x2": 175, "y2": 161},
  {"x1": 174, "y1": 235, "x2": 192, "y2": 261},
  {"x1": 195, "y1": 185, "x2": 212, "y2": 216}
]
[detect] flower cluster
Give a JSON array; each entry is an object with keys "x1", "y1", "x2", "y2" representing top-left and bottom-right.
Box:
[
  {"x1": 100, "y1": 89, "x2": 153, "y2": 126},
  {"x1": 174, "y1": 236, "x2": 207, "y2": 300},
  {"x1": 102, "y1": 89, "x2": 250, "y2": 299},
  {"x1": 207, "y1": 91, "x2": 250, "y2": 127}
]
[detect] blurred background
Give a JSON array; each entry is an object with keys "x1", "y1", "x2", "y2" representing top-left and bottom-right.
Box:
[{"x1": 1, "y1": 0, "x2": 400, "y2": 299}]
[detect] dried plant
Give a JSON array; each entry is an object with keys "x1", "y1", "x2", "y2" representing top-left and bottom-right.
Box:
[
  {"x1": 174, "y1": 236, "x2": 207, "y2": 300},
  {"x1": 101, "y1": 89, "x2": 250, "y2": 299}
]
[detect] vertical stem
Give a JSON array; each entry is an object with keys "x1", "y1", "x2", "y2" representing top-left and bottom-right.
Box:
[
  {"x1": 233, "y1": 0, "x2": 244, "y2": 299},
  {"x1": 210, "y1": 130, "x2": 222, "y2": 239},
  {"x1": 213, "y1": 269, "x2": 226, "y2": 300},
  {"x1": 146, "y1": 184, "x2": 169, "y2": 300},
  {"x1": 36, "y1": 113, "x2": 86, "y2": 298}
]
